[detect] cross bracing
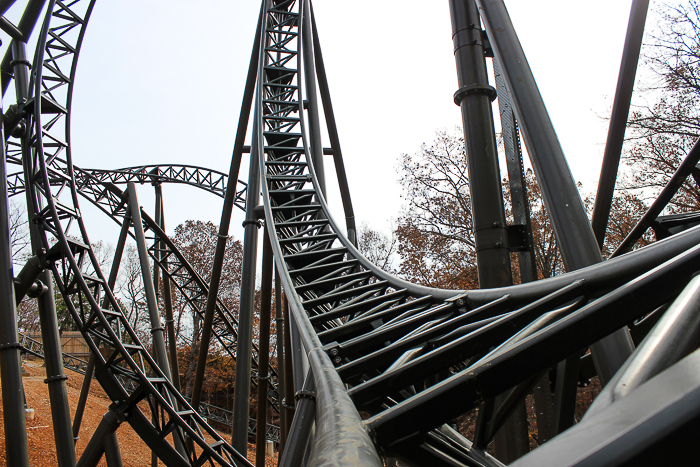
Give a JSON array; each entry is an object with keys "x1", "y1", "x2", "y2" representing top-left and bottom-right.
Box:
[{"x1": 2, "y1": 0, "x2": 700, "y2": 466}]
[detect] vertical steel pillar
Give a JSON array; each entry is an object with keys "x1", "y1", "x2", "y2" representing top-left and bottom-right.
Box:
[
  {"x1": 448, "y1": 0, "x2": 513, "y2": 287},
  {"x1": 448, "y1": 0, "x2": 527, "y2": 461},
  {"x1": 76, "y1": 409, "x2": 125, "y2": 467},
  {"x1": 591, "y1": 0, "x2": 649, "y2": 248},
  {"x1": 232, "y1": 116, "x2": 263, "y2": 453},
  {"x1": 256, "y1": 230, "x2": 274, "y2": 467},
  {"x1": 190, "y1": 3, "x2": 263, "y2": 413},
  {"x1": 127, "y1": 183, "x2": 172, "y2": 380},
  {"x1": 15, "y1": 39, "x2": 76, "y2": 467},
  {"x1": 153, "y1": 182, "x2": 181, "y2": 390},
  {"x1": 127, "y1": 183, "x2": 188, "y2": 459},
  {"x1": 301, "y1": 0, "x2": 326, "y2": 196},
  {"x1": 283, "y1": 297, "x2": 295, "y2": 439},
  {"x1": 73, "y1": 210, "x2": 131, "y2": 440},
  {"x1": 0, "y1": 78, "x2": 30, "y2": 467},
  {"x1": 0, "y1": 0, "x2": 46, "y2": 96},
  {"x1": 474, "y1": 0, "x2": 634, "y2": 387},
  {"x1": 275, "y1": 269, "x2": 287, "y2": 452},
  {"x1": 494, "y1": 56, "x2": 553, "y2": 443},
  {"x1": 278, "y1": 373, "x2": 316, "y2": 467}
]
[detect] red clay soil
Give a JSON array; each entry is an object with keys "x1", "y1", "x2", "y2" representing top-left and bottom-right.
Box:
[{"x1": 0, "y1": 358, "x2": 277, "y2": 466}]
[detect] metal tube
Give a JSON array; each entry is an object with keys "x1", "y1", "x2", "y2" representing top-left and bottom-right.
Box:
[
  {"x1": 494, "y1": 60, "x2": 553, "y2": 440},
  {"x1": 16, "y1": 38, "x2": 76, "y2": 467},
  {"x1": 103, "y1": 431, "x2": 124, "y2": 467},
  {"x1": 279, "y1": 373, "x2": 316, "y2": 467},
  {"x1": 449, "y1": 0, "x2": 513, "y2": 289},
  {"x1": 586, "y1": 273, "x2": 700, "y2": 418},
  {"x1": 448, "y1": 0, "x2": 525, "y2": 460},
  {"x1": 1, "y1": 0, "x2": 46, "y2": 96},
  {"x1": 474, "y1": 0, "x2": 634, "y2": 386},
  {"x1": 275, "y1": 268, "x2": 287, "y2": 453},
  {"x1": 283, "y1": 296, "x2": 295, "y2": 439},
  {"x1": 72, "y1": 355, "x2": 95, "y2": 442},
  {"x1": 232, "y1": 107, "x2": 263, "y2": 453},
  {"x1": 127, "y1": 183, "x2": 187, "y2": 458},
  {"x1": 309, "y1": 5, "x2": 357, "y2": 245},
  {"x1": 301, "y1": 0, "x2": 326, "y2": 197},
  {"x1": 154, "y1": 186, "x2": 181, "y2": 391},
  {"x1": 76, "y1": 409, "x2": 124, "y2": 467},
  {"x1": 0, "y1": 0, "x2": 18, "y2": 17},
  {"x1": 256, "y1": 230, "x2": 274, "y2": 467},
  {"x1": 612, "y1": 135, "x2": 700, "y2": 257},
  {"x1": 191, "y1": 1, "x2": 263, "y2": 413},
  {"x1": 0, "y1": 86, "x2": 29, "y2": 467},
  {"x1": 591, "y1": 0, "x2": 650, "y2": 248},
  {"x1": 473, "y1": 0, "x2": 601, "y2": 271},
  {"x1": 73, "y1": 213, "x2": 129, "y2": 440},
  {"x1": 289, "y1": 308, "x2": 307, "y2": 393},
  {"x1": 127, "y1": 183, "x2": 172, "y2": 380}
]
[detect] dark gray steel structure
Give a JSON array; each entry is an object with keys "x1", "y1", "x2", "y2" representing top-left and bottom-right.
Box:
[{"x1": 2, "y1": 0, "x2": 700, "y2": 466}]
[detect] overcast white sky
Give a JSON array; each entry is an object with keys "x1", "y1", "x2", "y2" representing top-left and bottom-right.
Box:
[{"x1": 3, "y1": 0, "x2": 647, "y2": 247}]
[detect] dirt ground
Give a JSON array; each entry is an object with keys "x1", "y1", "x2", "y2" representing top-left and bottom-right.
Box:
[{"x1": 0, "y1": 358, "x2": 277, "y2": 466}]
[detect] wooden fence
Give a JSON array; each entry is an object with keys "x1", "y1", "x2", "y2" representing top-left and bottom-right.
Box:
[{"x1": 27, "y1": 331, "x2": 91, "y2": 360}]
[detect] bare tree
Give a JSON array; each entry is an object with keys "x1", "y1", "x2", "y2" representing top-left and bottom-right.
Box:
[
  {"x1": 396, "y1": 129, "x2": 478, "y2": 289},
  {"x1": 623, "y1": 1, "x2": 700, "y2": 212},
  {"x1": 357, "y1": 222, "x2": 397, "y2": 273}
]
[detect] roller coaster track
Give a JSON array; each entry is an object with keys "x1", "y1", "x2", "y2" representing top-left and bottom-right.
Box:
[
  {"x1": 250, "y1": 1, "x2": 700, "y2": 464},
  {"x1": 5, "y1": 0, "x2": 700, "y2": 465},
  {"x1": 17, "y1": 0, "x2": 252, "y2": 464},
  {"x1": 17, "y1": 332, "x2": 282, "y2": 443},
  {"x1": 5, "y1": 164, "x2": 246, "y2": 206},
  {"x1": 9, "y1": 165, "x2": 281, "y2": 413}
]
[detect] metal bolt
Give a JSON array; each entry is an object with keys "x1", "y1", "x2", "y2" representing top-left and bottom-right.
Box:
[
  {"x1": 330, "y1": 348, "x2": 339, "y2": 356},
  {"x1": 334, "y1": 357, "x2": 341, "y2": 364}
]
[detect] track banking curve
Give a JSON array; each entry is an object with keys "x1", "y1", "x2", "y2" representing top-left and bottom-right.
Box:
[{"x1": 7, "y1": 0, "x2": 700, "y2": 466}]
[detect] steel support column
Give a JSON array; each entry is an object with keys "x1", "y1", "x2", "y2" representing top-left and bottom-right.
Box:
[
  {"x1": 0, "y1": 0, "x2": 45, "y2": 96},
  {"x1": 153, "y1": 182, "x2": 181, "y2": 391},
  {"x1": 591, "y1": 0, "x2": 649, "y2": 248},
  {"x1": 76, "y1": 408, "x2": 125, "y2": 467},
  {"x1": 301, "y1": 0, "x2": 326, "y2": 197},
  {"x1": 73, "y1": 211, "x2": 131, "y2": 440},
  {"x1": 127, "y1": 183, "x2": 172, "y2": 380},
  {"x1": 493, "y1": 55, "x2": 553, "y2": 444},
  {"x1": 16, "y1": 38, "x2": 76, "y2": 467},
  {"x1": 474, "y1": 0, "x2": 634, "y2": 388},
  {"x1": 190, "y1": 2, "x2": 263, "y2": 413},
  {"x1": 448, "y1": 0, "x2": 526, "y2": 461},
  {"x1": 127, "y1": 183, "x2": 187, "y2": 459},
  {"x1": 283, "y1": 296, "x2": 295, "y2": 439},
  {"x1": 231, "y1": 114, "x2": 263, "y2": 453},
  {"x1": 275, "y1": 269, "x2": 287, "y2": 452},
  {"x1": 279, "y1": 373, "x2": 316, "y2": 467},
  {"x1": 0, "y1": 80, "x2": 29, "y2": 467},
  {"x1": 255, "y1": 230, "x2": 274, "y2": 467}
]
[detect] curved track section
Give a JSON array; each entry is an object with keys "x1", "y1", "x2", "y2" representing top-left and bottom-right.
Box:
[
  {"x1": 253, "y1": 1, "x2": 700, "y2": 464},
  {"x1": 22, "y1": 1, "x2": 251, "y2": 465},
  {"x1": 9, "y1": 161, "x2": 280, "y2": 421},
  {"x1": 6, "y1": 164, "x2": 248, "y2": 212}
]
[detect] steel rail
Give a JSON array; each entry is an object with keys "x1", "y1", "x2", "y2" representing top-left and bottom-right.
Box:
[
  {"x1": 8, "y1": 164, "x2": 278, "y2": 407},
  {"x1": 5, "y1": 164, "x2": 248, "y2": 212},
  {"x1": 22, "y1": 1, "x2": 251, "y2": 464},
  {"x1": 6, "y1": 0, "x2": 700, "y2": 464},
  {"x1": 251, "y1": 1, "x2": 700, "y2": 464}
]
